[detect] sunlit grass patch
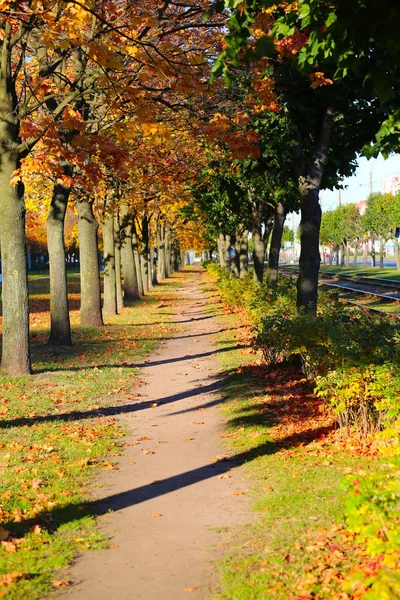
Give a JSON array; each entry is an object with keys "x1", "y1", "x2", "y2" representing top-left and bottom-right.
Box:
[{"x1": 0, "y1": 271, "x2": 185, "y2": 598}]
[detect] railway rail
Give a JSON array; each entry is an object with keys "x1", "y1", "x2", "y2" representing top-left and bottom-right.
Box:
[{"x1": 279, "y1": 266, "x2": 400, "y2": 316}]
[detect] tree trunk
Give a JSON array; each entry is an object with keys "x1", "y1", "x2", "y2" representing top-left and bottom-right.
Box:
[
  {"x1": 251, "y1": 201, "x2": 265, "y2": 283},
  {"x1": 102, "y1": 213, "x2": 117, "y2": 316},
  {"x1": 224, "y1": 234, "x2": 232, "y2": 272},
  {"x1": 76, "y1": 199, "x2": 103, "y2": 327},
  {"x1": 0, "y1": 163, "x2": 31, "y2": 374},
  {"x1": 371, "y1": 239, "x2": 376, "y2": 267},
  {"x1": 379, "y1": 236, "x2": 384, "y2": 269},
  {"x1": 345, "y1": 242, "x2": 350, "y2": 267},
  {"x1": 218, "y1": 231, "x2": 227, "y2": 269},
  {"x1": 238, "y1": 227, "x2": 249, "y2": 278},
  {"x1": 157, "y1": 223, "x2": 165, "y2": 281},
  {"x1": 132, "y1": 221, "x2": 144, "y2": 297},
  {"x1": 266, "y1": 201, "x2": 286, "y2": 289},
  {"x1": 362, "y1": 242, "x2": 368, "y2": 267},
  {"x1": 296, "y1": 188, "x2": 321, "y2": 312},
  {"x1": 141, "y1": 215, "x2": 150, "y2": 294},
  {"x1": 46, "y1": 177, "x2": 72, "y2": 345},
  {"x1": 120, "y1": 206, "x2": 139, "y2": 301},
  {"x1": 231, "y1": 235, "x2": 240, "y2": 277},
  {"x1": 395, "y1": 238, "x2": 400, "y2": 270},
  {"x1": 340, "y1": 244, "x2": 345, "y2": 266},
  {"x1": 114, "y1": 215, "x2": 124, "y2": 312},
  {"x1": 0, "y1": 44, "x2": 31, "y2": 374},
  {"x1": 353, "y1": 243, "x2": 359, "y2": 267}
]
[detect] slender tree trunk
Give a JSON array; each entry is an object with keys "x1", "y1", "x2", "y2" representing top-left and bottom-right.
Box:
[
  {"x1": 141, "y1": 215, "x2": 150, "y2": 294},
  {"x1": 329, "y1": 244, "x2": 333, "y2": 266},
  {"x1": 224, "y1": 234, "x2": 232, "y2": 272},
  {"x1": 371, "y1": 239, "x2": 376, "y2": 267},
  {"x1": 379, "y1": 236, "x2": 384, "y2": 269},
  {"x1": 46, "y1": 176, "x2": 72, "y2": 345},
  {"x1": 157, "y1": 223, "x2": 165, "y2": 281},
  {"x1": 363, "y1": 242, "x2": 368, "y2": 267},
  {"x1": 296, "y1": 188, "x2": 322, "y2": 312},
  {"x1": 251, "y1": 201, "x2": 265, "y2": 283},
  {"x1": 120, "y1": 206, "x2": 139, "y2": 301},
  {"x1": 218, "y1": 231, "x2": 227, "y2": 269},
  {"x1": 238, "y1": 227, "x2": 249, "y2": 278},
  {"x1": 76, "y1": 199, "x2": 103, "y2": 327},
  {"x1": 102, "y1": 213, "x2": 117, "y2": 316},
  {"x1": 231, "y1": 234, "x2": 240, "y2": 277},
  {"x1": 394, "y1": 238, "x2": 400, "y2": 270},
  {"x1": 353, "y1": 243, "x2": 359, "y2": 267},
  {"x1": 345, "y1": 242, "x2": 350, "y2": 267},
  {"x1": 114, "y1": 215, "x2": 124, "y2": 312},
  {"x1": 132, "y1": 221, "x2": 144, "y2": 297},
  {"x1": 266, "y1": 201, "x2": 286, "y2": 289}
]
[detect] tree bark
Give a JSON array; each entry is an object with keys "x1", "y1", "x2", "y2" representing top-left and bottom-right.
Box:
[
  {"x1": 46, "y1": 176, "x2": 72, "y2": 345},
  {"x1": 157, "y1": 222, "x2": 165, "y2": 281},
  {"x1": 379, "y1": 236, "x2": 384, "y2": 269},
  {"x1": 266, "y1": 201, "x2": 286, "y2": 289},
  {"x1": 120, "y1": 206, "x2": 139, "y2": 301},
  {"x1": 395, "y1": 238, "x2": 400, "y2": 270},
  {"x1": 76, "y1": 198, "x2": 103, "y2": 327},
  {"x1": 362, "y1": 242, "x2": 368, "y2": 267},
  {"x1": 371, "y1": 239, "x2": 376, "y2": 267},
  {"x1": 218, "y1": 231, "x2": 227, "y2": 269},
  {"x1": 251, "y1": 200, "x2": 265, "y2": 283},
  {"x1": 141, "y1": 215, "x2": 150, "y2": 294},
  {"x1": 345, "y1": 242, "x2": 350, "y2": 267},
  {"x1": 114, "y1": 215, "x2": 124, "y2": 312},
  {"x1": 132, "y1": 220, "x2": 144, "y2": 297},
  {"x1": 353, "y1": 243, "x2": 359, "y2": 267},
  {"x1": 238, "y1": 226, "x2": 249, "y2": 278},
  {"x1": 102, "y1": 213, "x2": 117, "y2": 316},
  {"x1": 296, "y1": 107, "x2": 333, "y2": 313}
]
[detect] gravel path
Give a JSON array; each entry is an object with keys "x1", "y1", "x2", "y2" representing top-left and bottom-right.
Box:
[{"x1": 63, "y1": 269, "x2": 250, "y2": 600}]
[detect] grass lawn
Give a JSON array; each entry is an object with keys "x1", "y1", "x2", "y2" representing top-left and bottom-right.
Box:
[
  {"x1": 199, "y1": 278, "x2": 386, "y2": 600},
  {"x1": 0, "y1": 274, "x2": 182, "y2": 598},
  {"x1": 319, "y1": 265, "x2": 400, "y2": 281}
]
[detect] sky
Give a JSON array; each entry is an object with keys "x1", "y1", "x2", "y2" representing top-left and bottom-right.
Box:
[
  {"x1": 289, "y1": 153, "x2": 400, "y2": 231},
  {"x1": 319, "y1": 153, "x2": 400, "y2": 212}
]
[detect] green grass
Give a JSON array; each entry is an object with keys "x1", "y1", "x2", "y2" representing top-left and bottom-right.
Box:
[
  {"x1": 319, "y1": 264, "x2": 400, "y2": 281},
  {"x1": 0, "y1": 273, "x2": 184, "y2": 598},
  {"x1": 201, "y1": 284, "x2": 385, "y2": 599}
]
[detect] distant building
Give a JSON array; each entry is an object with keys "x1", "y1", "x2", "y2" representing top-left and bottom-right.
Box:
[
  {"x1": 355, "y1": 199, "x2": 368, "y2": 215},
  {"x1": 381, "y1": 174, "x2": 400, "y2": 195}
]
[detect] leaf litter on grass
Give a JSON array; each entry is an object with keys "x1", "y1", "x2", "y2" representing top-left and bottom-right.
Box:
[
  {"x1": 204, "y1": 284, "x2": 387, "y2": 600},
  {"x1": 0, "y1": 272, "x2": 186, "y2": 599}
]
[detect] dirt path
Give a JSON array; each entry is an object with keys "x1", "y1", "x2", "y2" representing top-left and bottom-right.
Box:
[{"x1": 64, "y1": 269, "x2": 250, "y2": 600}]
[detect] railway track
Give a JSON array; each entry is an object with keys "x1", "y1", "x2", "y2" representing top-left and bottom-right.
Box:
[{"x1": 279, "y1": 266, "x2": 400, "y2": 316}]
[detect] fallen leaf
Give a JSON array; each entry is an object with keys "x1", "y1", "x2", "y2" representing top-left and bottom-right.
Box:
[
  {"x1": 128, "y1": 461, "x2": 136, "y2": 465},
  {"x1": 183, "y1": 588, "x2": 197, "y2": 593},
  {"x1": 192, "y1": 421, "x2": 204, "y2": 425},
  {"x1": 184, "y1": 437, "x2": 194, "y2": 441},
  {"x1": 1, "y1": 541, "x2": 16, "y2": 553},
  {"x1": 233, "y1": 491, "x2": 245, "y2": 496},
  {"x1": 52, "y1": 580, "x2": 69, "y2": 587},
  {"x1": 31, "y1": 478, "x2": 42, "y2": 489},
  {"x1": 102, "y1": 461, "x2": 118, "y2": 470},
  {"x1": 141, "y1": 449, "x2": 155, "y2": 455},
  {"x1": 151, "y1": 403, "x2": 158, "y2": 408},
  {"x1": 150, "y1": 513, "x2": 162, "y2": 517}
]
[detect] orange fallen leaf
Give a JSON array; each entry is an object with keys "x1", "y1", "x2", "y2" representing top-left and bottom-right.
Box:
[
  {"x1": 183, "y1": 588, "x2": 197, "y2": 593},
  {"x1": 151, "y1": 403, "x2": 158, "y2": 408},
  {"x1": 150, "y1": 513, "x2": 162, "y2": 517},
  {"x1": 102, "y1": 461, "x2": 118, "y2": 470},
  {"x1": 31, "y1": 478, "x2": 42, "y2": 489},
  {"x1": 52, "y1": 580, "x2": 69, "y2": 587},
  {"x1": 0, "y1": 572, "x2": 31, "y2": 586},
  {"x1": 192, "y1": 421, "x2": 204, "y2": 425},
  {"x1": 141, "y1": 449, "x2": 155, "y2": 455},
  {"x1": 138, "y1": 436, "x2": 149, "y2": 441},
  {"x1": 128, "y1": 461, "x2": 136, "y2": 465},
  {"x1": 233, "y1": 491, "x2": 245, "y2": 496},
  {"x1": 1, "y1": 541, "x2": 16, "y2": 553},
  {"x1": 184, "y1": 437, "x2": 194, "y2": 441}
]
